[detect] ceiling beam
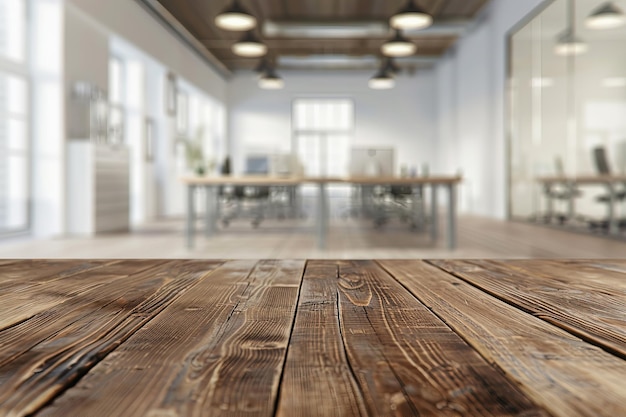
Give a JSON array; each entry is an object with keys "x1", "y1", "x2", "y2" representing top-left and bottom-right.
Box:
[
  {"x1": 261, "y1": 18, "x2": 471, "y2": 38},
  {"x1": 135, "y1": 0, "x2": 232, "y2": 78}
]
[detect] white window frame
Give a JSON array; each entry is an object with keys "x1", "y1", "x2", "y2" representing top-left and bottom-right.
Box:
[{"x1": 0, "y1": 0, "x2": 30, "y2": 236}]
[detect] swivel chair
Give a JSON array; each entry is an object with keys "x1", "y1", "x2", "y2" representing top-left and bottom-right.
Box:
[
  {"x1": 539, "y1": 156, "x2": 582, "y2": 225},
  {"x1": 371, "y1": 184, "x2": 423, "y2": 230},
  {"x1": 588, "y1": 146, "x2": 626, "y2": 232}
]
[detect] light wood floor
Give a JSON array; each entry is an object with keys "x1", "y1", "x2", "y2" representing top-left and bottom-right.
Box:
[{"x1": 1, "y1": 215, "x2": 626, "y2": 258}]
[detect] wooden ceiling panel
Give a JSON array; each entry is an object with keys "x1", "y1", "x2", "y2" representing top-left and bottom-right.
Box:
[{"x1": 155, "y1": 0, "x2": 491, "y2": 72}]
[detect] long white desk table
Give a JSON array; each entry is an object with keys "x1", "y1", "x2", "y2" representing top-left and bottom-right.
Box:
[{"x1": 181, "y1": 175, "x2": 462, "y2": 250}]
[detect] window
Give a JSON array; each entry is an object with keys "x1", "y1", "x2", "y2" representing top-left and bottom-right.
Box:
[
  {"x1": 0, "y1": 0, "x2": 26, "y2": 63},
  {"x1": 292, "y1": 98, "x2": 354, "y2": 177},
  {"x1": 0, "y1": 73, "x2": 28, "y2": 233},
  {"x1": 0, "y1": 0, "x2": 28, "y2": 234}
]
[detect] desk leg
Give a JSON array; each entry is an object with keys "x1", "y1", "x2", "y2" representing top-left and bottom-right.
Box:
[
  {"x1": 447, "y1": 183, "x2": 457, "y2": 250},
  {"x1": 430, "y1": 185, "x2": 439, "y2": 244},
  {"x1": 205, "y1": 186, "x2": 217, "y2": 237},
  {"x1": 186, "y1": 185, "x2": 196, "y2": 249},
  {"x1": 545, "y1": 184, "x2": 554, "y2": 222},
  {"x1": 608, "y1": 184, "x2": 618, "y2": 235},
  {"x1": 317, "y1": 182, "x2": 328, "y2": 250}
]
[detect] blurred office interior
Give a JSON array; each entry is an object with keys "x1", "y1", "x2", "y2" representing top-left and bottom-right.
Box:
[{"x1": 2, "y1": 0, "x2": 626, "y2": 258}]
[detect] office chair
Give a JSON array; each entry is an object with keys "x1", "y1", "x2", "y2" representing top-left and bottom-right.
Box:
[
  {"x1": 588, "y1": 146, "x2": 626, "y2": 231},
  {"x1": 220, "y1": 156, "x2": 289, "y2": 228},
  {"x1": 538, "y1": 156, "x2": 583, "y2": 225},
  {"x1": 371, "y1": 184, "x2": 423, "y2": 230}
]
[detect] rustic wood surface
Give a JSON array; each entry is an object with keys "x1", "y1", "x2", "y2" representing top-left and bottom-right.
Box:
[{"x1": 1, "y1": 259, "x2": 625, "y2": 416}]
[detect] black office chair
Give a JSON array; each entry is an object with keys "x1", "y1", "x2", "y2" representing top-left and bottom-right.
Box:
[
  {"x1": 219, "y1": 156, "x2": 282, "y2": 228},
  {"x1": 539, "y1": 156, "x2": 582, "y2": 225},
  {"x1": 588, "y1": 146, "x2": 626, "y2": 231},
  {"x1": 371, "y1": 184, "x2": 422, "y2": 230}
]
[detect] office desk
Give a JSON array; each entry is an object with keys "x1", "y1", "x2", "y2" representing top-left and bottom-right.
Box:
[
  {"x1": 1, "y1": 259, "x2": 625, "y2": 416},
  {"x1": 181, "y1": 175, "x2": 462, "y2": 250},
  {"x1": 537, "y1": 175, "x2": 626, "y2": 234}
]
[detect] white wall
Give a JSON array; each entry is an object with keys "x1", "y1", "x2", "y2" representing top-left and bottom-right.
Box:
[
  {"x1": 227, "y1": 70, "x2": 437, "y2": 175},
  {"x1": 30, "y1": 0, "x2": 228, "y2": 238},
  {"x1": 65, "y1": 0, "x2": 227, "y2": 99},
  {"x1": 434, "y1": 0, "x2": 548, "y2": 218}
]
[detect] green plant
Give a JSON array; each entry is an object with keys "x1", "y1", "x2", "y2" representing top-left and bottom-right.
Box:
[{"x1": 181, "y1": 127, "x2": 208, "y2": 175}]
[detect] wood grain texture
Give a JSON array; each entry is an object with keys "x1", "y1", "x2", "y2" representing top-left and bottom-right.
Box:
[
  {"x1": 380, "y1": 260, "x2": 626, "y2": 417},
  {"x1": 38, "y1": 260, "x2": 305, "y2": 417},
  {"x1": 276, "y1": 261, "x2": 367, "y2": 417},
  {"x1": 0, "y1": 259, "x2": 123, "y2": 331},
  {"x1": 0, "y1": 260, "x2": 222, "y2": 417},
  {"x1": 336, "y1": 260, "x2": 545, "y2": 417},
  {"x1": 430, "y1": 259, "x2": 626, "y2": 359}
]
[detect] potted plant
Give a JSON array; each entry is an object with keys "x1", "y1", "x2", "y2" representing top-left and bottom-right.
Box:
[{"x1": 181, "y1": 127, "x2": 214, "y2": 176}]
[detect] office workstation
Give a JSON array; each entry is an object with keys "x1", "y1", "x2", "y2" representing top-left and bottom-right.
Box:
[
  {"x1": 532, "y1": 147, "x2": 626, "y2": 236},
  {"x1": 182, "y1": 173, "x2": 462, "y2": 250}
]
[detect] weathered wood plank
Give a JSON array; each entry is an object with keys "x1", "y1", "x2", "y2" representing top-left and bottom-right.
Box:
[
  {"x1": 38, "y1": 260, "x2": 304, "y2": 417},
  {"x1": 0, "y1": 259, "x2": 115, "y2": 290},
  {"x1": 500, "y1": 259, "x2": 626, "y2": 290},
  {"x1": 336, "y1": 260, "x2": 545, "y2": 417},
  {"x1": 0, "y1": 260, "x2": 222, "y2": 417},
  {"x1": 276, "y1": 261, "x2": 367, "y2": 417},
  {"x1": 431, "y1": 259, "x2": 626, "y2": 358},
  {"x1": 0, "y1": 259, "x2": 168, "y2": 331},
  {"x1": 380, "y1": 260, "x2": 626, "y2": 417}
]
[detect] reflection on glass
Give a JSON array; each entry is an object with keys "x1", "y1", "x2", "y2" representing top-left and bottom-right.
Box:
[{"x1": 509, "y1": 0, "x2": 626, "y2": 227}]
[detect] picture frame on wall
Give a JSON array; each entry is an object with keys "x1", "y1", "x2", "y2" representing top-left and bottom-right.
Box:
[
  {"x1": 108, "y1": 104, "x2": 124, "y2": 145},
  {"x1": 165, "y1": 72, "x2": 177, "y2": 116},
  {"x1": 145, "y1": 117, "x2": 155, "y2": 162}
]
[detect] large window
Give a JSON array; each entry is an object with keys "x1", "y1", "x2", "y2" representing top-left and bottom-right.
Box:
[
  {"x1": 0, "y1": 0, "x2": 28, "y2": 234},
  {"x1": 292, "y1": 98, "x2": 354, "y2": 177}
]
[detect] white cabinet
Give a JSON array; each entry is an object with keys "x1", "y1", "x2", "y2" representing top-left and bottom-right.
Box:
[{"x1": 67, "y1": 142, "x2": 130, "y2": 235}]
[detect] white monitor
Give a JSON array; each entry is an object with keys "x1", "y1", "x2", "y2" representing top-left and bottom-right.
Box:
[{"x1": 350, "y1": 147, "x2": 394, "y2": 176}]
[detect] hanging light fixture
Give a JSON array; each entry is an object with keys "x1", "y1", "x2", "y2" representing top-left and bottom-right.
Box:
[
  {"x1": 585, "y1": 2, "x2": 626, "y2": 29},
  {"x1": 554, "y1": 29, "x2": 589, "y2": 55},
  {"x1": 215, "y1": 0, "x2": 257, "y2": 31},
  {"x1": 259, "y1": 67, "x2": 284, "y2": 89},
  {"x1": 369, "y1": 59, "x2": 396, "y2": 90},
  {"x1": 555, "y1": 0, "x2": 588, "y2": 56},
  {"x1": 381, "y1": 29, "x2": 417, "y2": 57},
  {"x1": 381, "y1": 57, "x2": 400, "y2": 75},
  {"x1": 369, "y1": 69, "x2": 395, "y2": 89},
  {"x1": 232, "y1": 31, "x2": 267, "y2": 57},
  {"x1": 390, "y1": 0, "x2": 433, "y2": 30}
]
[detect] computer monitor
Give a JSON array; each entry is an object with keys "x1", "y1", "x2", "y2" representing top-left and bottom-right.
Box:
[
  {"x1": 593, "y1": 146, "x2": 611, "y2": 175},
  {"x1": 349, "y1": 147, "x2": 394, "y2": 176},
  {"x1": 245, "y1": 155, "x2": 270, "y2": 174}
]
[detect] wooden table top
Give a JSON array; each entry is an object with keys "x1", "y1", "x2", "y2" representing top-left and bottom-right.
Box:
[
  {"x1": 1, "y1": 259, "x2": 625, "y2": 416},
  {"x1": 180, "y1": 175, "x2": 463, "y2": 186}
]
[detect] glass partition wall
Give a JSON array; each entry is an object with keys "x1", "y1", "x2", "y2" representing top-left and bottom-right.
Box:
[{"x1": 509, "y1": 0, "x2": 626, "y2": 235}]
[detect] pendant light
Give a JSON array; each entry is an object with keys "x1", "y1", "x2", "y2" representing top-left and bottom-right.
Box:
[
  {"x1": 585, "y1": 2, "x2": 626, "y2": 29},
  {"x1": 259, "y1": 68, "x2": 284, "y2": 89},
  {"x1": 215, "y1": 0, "x2": 257, "y2": 31},
  {"x1": 232, "y1": 31, "x2": 267, "y2": 57},
  {"x1": 554, "y1": 29, "x2": 589, "y2": 55},
  {"x1": 381, "y1": 29, "x2": 417, "y2": 57},
  {"x1": 369, "y1": 69, "x2": 395, "y2": 89},
  {"x1": 390, "y1": 0, "x2": 433, "y2": 31},
  {"x1": 555, "y1": 0, "x2": 588, "y2": 56},
  {"x1": 369, "y1": 59, "x2": 395, "y2": 90},
  {"x1": 381, "y1": 57, "x2": 400, "y2": 75}
]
